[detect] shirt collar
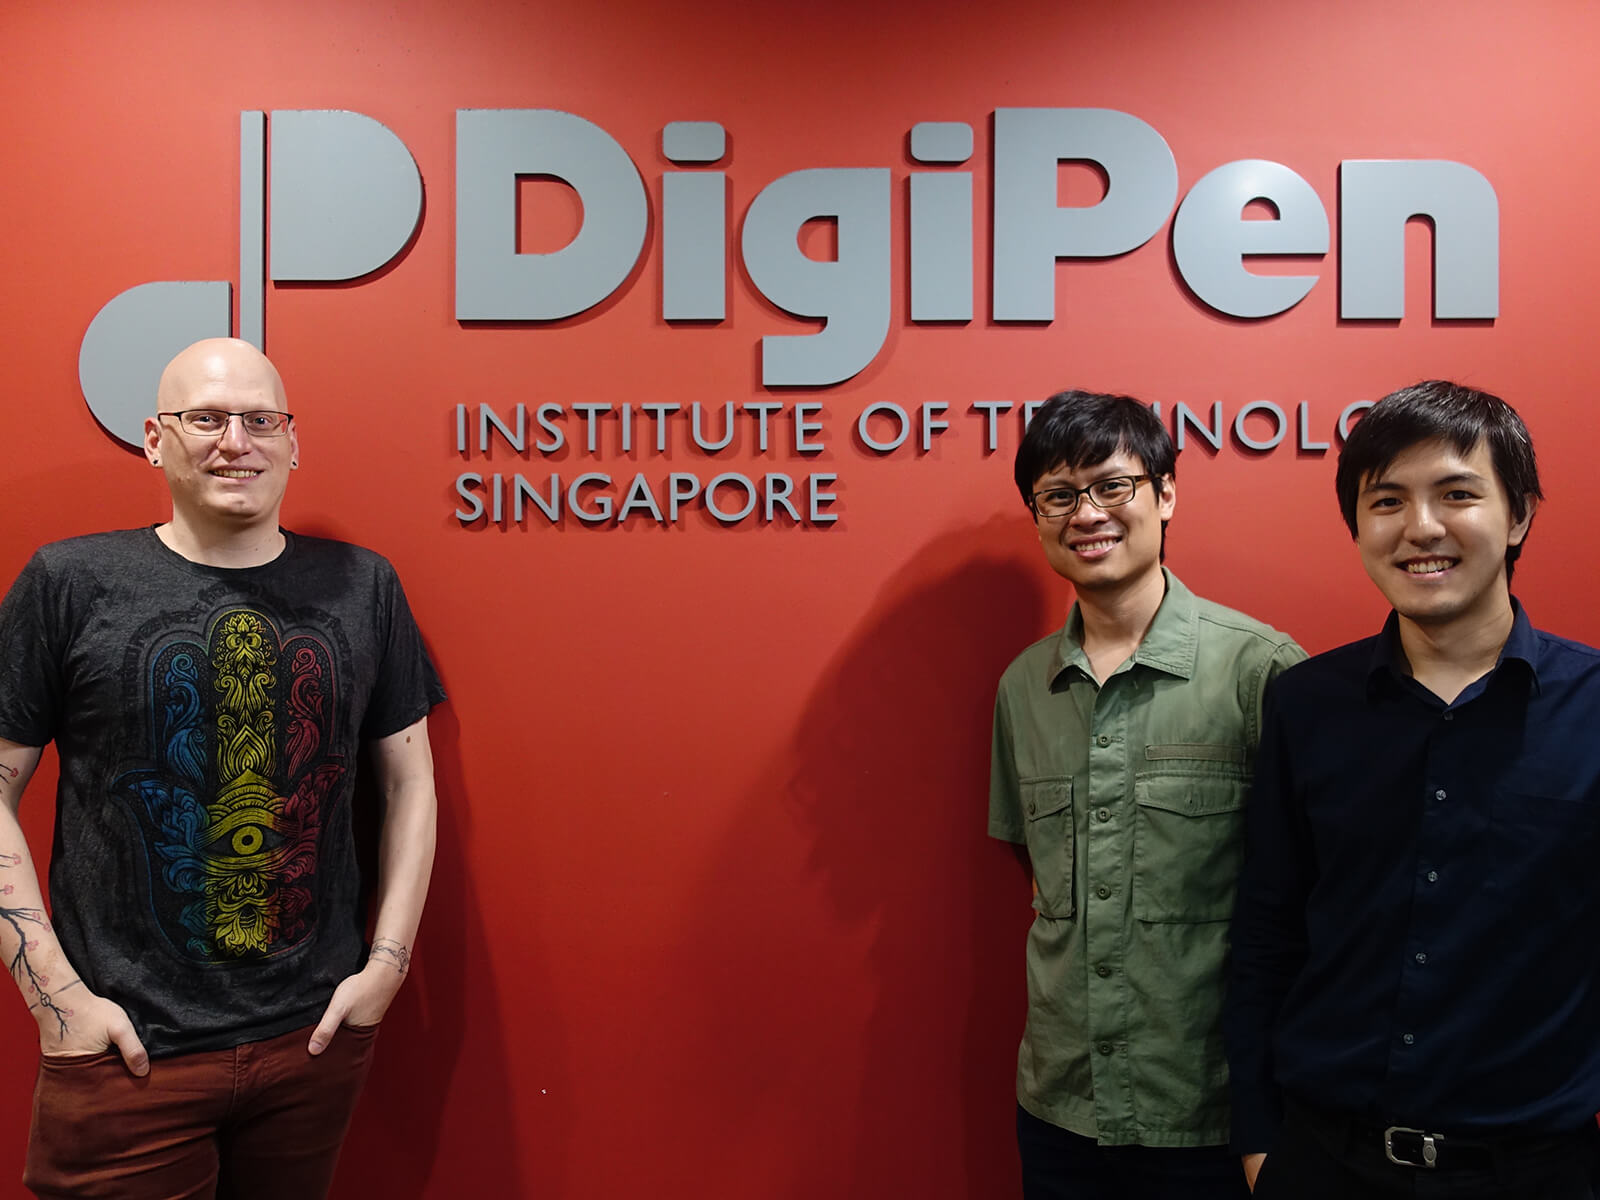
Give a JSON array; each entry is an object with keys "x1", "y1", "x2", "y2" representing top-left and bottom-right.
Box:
[
  {"x1": 1364, "y1": 597, "x2": 1541, "y2": 697},
  {"x1": 1050, "y1": 568, "x2": 1198, "y2": 687}
]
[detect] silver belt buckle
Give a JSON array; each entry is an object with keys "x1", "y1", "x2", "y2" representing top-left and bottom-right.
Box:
[{"x1": 1384, "y1": 1125, "x2": 1441, "y2": 1168}]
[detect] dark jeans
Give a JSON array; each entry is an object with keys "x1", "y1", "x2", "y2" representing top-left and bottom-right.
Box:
[
  {"x1": 1017, "y1": 1104, "x2": 1251, "y2": 1200},
  {"x1": 1253, "y1": 1102, "x2": 1600, "y2": 1200},
  {"x1": 24, "y1": 1022, "x2": 379, "y2": 1200}
]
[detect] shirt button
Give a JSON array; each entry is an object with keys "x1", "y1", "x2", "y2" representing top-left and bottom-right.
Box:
[
  {"x1": 1096, "y1": 885, "x2": 1111, "y2": 900},
  {"x1": 1096, "y1": 964, "x2": 1111, "y2": 977},
  {"x1": 1427, "y1": 870, "x2": 1439, "y2": 883},
  {"x1": 1402, "y1": 1033, "x2": 1415, "y2": 1045},
  {"x1": 1097, "y1": 735, "x2": 1111, "y2": 747},
  {"x1": 1098, "y1": 1042, "x2": 1113, "y2": 1055},
  {"x1": 1414, "y1": 952, "x2": 1427, "y2": 964},
  {"x1": 1443, "y1": 712, "x2": 1454, "y2": 722},
  {"x1": 1097, "y1": 808, "x2": 1111, "y2": 823},
  {"x1": 1434, "y1": 789, "x2": 1447, "y2": 801}
]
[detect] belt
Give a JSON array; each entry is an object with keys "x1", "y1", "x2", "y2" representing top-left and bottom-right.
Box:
[{"x1": 1287, "y1": 1099, "x2": 1596, "y2": 1175}]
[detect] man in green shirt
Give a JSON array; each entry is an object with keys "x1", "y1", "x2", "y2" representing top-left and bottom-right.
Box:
[{"x1": 990, "y1": 390, "x2": 1303, "y2": 1198}]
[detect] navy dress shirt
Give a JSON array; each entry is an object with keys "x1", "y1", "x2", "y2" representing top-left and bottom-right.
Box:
[{"x1": 1225, "y1": 603, "x2": 1600, "y2": 1153}]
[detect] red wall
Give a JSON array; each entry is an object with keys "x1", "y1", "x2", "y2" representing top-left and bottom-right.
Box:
[{"x1": 4, "y1": 1, "x2": 1599, "y2": 1195}]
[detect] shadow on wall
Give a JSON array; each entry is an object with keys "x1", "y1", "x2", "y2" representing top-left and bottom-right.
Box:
[
  {"x1": 668, "y1": 518, "x2": 1049, "y2": 1199},
  {"x1": 329, "y1": 697, "x2": 555, "y2": 1195},
  {"x1": 785, "y1": 520, "x2": 1045, "y2": 1199}
]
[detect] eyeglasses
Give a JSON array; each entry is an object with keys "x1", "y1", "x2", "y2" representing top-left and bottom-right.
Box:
[
  {"x1": 1031, "y1": 474, "x2": 1157, "y2": 519},
  {"x1": 159, "y1": 410, "x2": 295, "y2": 438}
]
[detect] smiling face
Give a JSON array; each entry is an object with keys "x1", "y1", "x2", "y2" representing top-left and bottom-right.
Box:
[
  {"x1": 1355, "y1": 437, "x2": 1535, "y2": 635},
  {"x1": 143, "y1": 339, "x2": 299, "y2": 538},
  {"x1": 1032, "y1": 449, "x2": 1175, "y2": 597}
]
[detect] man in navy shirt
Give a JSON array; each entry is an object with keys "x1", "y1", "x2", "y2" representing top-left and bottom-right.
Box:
[{"x1": 1226, "y1": 381, "x2": 1600, "y2": 1198}]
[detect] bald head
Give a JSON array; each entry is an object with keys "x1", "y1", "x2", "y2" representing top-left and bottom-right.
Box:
[
  {"x1": 156, "y1": 338, "x2": 286, "y2": 414},
  {"x1": 143, "y1": 339, "x2": 300, "y2": 554}
]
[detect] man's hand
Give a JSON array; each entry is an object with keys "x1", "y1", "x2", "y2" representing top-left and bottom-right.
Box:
[
  {"x1": 39, "y1": 990, "x2": 149, "y2": 1076},
  {"x1": 307, "y1": 960, "x2": 405, "y2": 1055},
  {"x1": 1242, "y1": 1153, "x2": 1266, "y2": 1192},
  {"x1": 3, "y1": 744, "x2": 148, "y2": 1074}
]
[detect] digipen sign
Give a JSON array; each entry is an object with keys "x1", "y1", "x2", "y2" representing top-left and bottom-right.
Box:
[{"x1": 78, "y1": 107, "x2": 1499, "y2": 454}]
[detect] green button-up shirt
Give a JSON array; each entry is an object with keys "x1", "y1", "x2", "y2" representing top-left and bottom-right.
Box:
[{"x1": 990, "y1": 570, "x2": 1304, "y2": 1146}]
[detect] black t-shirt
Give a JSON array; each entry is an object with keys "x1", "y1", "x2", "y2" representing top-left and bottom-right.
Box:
[{"x1": 0, "y1": 528, "x2": 445, "y2": 1057}]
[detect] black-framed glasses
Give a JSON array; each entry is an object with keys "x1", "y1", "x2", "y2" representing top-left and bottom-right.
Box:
[
  {"x1": 158, "y1": 410, "x2": 295, "y2": 438},
  {"x1": 1031, "y1": 474, "x2": 1156, "y2": 519}
]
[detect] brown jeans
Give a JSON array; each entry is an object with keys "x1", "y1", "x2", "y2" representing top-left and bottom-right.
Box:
[{"x1": 23, "y1": 1023, "x2": 379, "y2": 1200}]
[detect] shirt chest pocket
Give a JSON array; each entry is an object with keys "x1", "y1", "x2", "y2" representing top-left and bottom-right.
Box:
[
  {"x1": 1020, "y1": 777, "x2": 1075, "y2": 920},
  {"x1": 1132, "y1": 766, "x2": 1247, "y2": 923},
  {"x1": 1486, "y1": 788, "x2": 1600, "y2": 911}
]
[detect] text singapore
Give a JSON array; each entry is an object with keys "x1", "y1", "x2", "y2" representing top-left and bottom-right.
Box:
[{"x1": 450, "y1": 394, "x2": 1378, "y2": 529}]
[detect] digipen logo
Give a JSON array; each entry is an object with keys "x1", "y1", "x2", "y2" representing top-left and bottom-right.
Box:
[
  {"x1": 81, "y1": 107, "x2": 1502, "y2": 448},
  {"x1": 79, "y1": 110, "x2": 423, "y2": 448}
]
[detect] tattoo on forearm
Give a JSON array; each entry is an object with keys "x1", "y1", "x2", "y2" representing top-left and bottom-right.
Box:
[
  {"x1": 1, "y1": 851, "x2": 71, "y2": 1037},
  {"x1": 369, "y1": 937, "x2": 411, "y2": 975}
]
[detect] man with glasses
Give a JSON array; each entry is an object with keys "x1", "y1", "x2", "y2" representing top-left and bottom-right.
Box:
[
  {"x1": 990, "y1": 389, "x2": 1302, "y2": 1198},
  {"x1": 0, "y1": 338, "x2": 443, "y2": 1198}
]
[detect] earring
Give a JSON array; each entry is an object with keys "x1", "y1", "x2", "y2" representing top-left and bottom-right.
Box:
[
  {"x1": 151, "y1": 458, "x2": 160, "y2": 466},
  {"x1": 291, "y1": 460, "x2": 299, "y2": 468}
]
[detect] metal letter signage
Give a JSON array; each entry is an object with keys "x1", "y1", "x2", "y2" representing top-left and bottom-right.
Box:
[
  {"x1": 80, "y1": 110, "x2": 423, "y2": 447},
  {"x1": 79, "y1": 106, "x2": 1499, "y2": 449}
]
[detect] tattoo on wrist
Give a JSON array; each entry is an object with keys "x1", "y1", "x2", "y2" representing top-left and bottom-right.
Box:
[
  {"x1": 27, "y1": 978, "x2": 80, "y2": 1026},
  {"x1": 369, "y1": 938, "x2": 411, "y2": 975},
  {"x1": 2, "y1": 852, "x2": 69, "y2": 1037}
]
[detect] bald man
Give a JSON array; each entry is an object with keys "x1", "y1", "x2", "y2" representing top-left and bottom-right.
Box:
[{"x1": 0, "y1": 339, "x2": 444, "y2": 1198}]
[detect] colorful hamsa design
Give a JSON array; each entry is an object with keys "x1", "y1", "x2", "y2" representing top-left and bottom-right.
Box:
[{"x1": 114, "y1": 609, "x2": 345, "y2": 962}]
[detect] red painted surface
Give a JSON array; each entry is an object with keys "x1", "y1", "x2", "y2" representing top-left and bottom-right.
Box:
[{"x1": 2, "y1": 1, "x2": 1598, "y2": 1195}]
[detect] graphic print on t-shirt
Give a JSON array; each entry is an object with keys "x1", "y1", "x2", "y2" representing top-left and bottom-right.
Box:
[{"x1": 112, "y1": 607, "x2": 346, "y2": 962}]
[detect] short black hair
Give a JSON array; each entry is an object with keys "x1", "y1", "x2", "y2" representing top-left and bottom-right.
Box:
[
  {"x1": 1013, "y1": 389, "x2": 1175, "y2": 507},
  {"x1": 1335, "y1": 380, "x2": 1542, "y2": 578}
]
